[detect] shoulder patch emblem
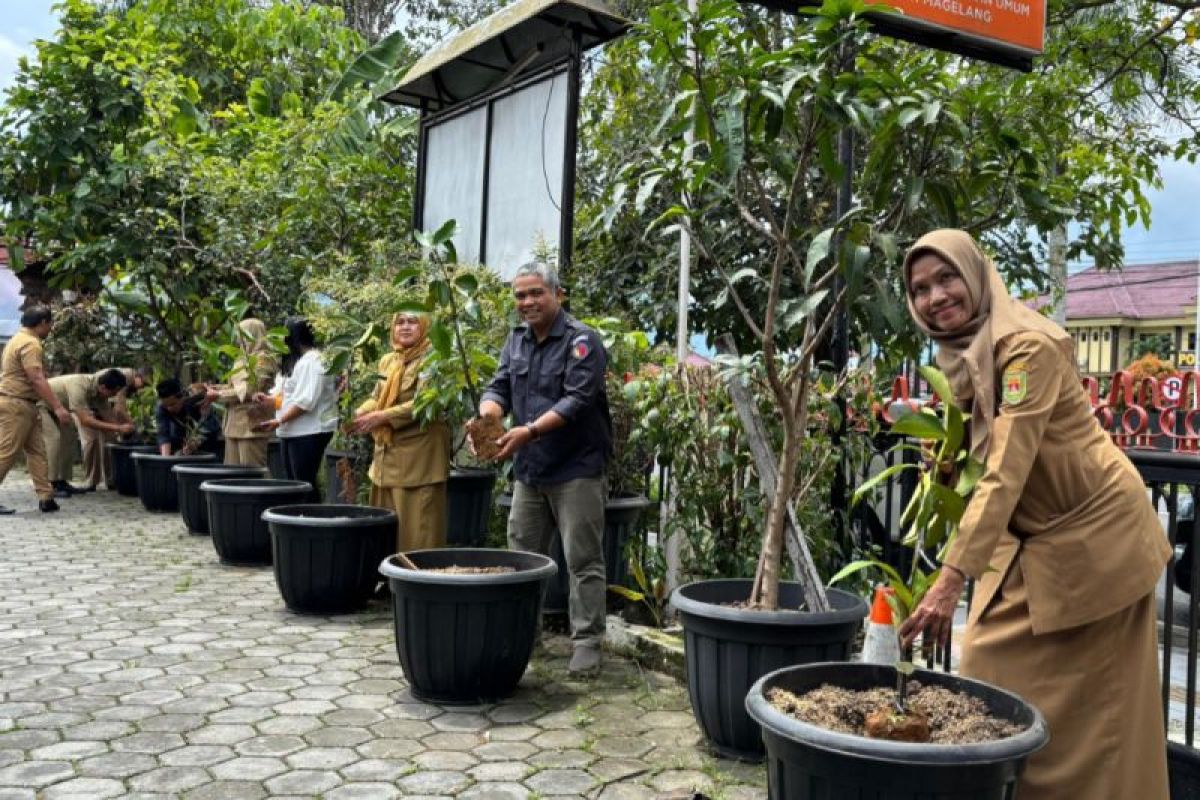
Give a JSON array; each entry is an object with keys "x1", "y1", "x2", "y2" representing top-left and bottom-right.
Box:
[
  {"x1": 571, "y1": 337, "x2": 590, "y2": 359},
  {"x1": 1002, "y1": 366, "x2": 1028, "y2": 405}
]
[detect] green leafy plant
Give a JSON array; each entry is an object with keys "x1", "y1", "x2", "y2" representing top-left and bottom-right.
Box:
[
  {"x1": 608, "y1": 542, "x2": 670, "y2": 628},
  {"x1": 584, "y1": 316, "x2": 659, "y2": 498},
  {"x1": 831, "y1": 365, "x2": 984, "y2": 628},
  {"x1": 193, "y1": 290, "x2": 287, "y2": 388},
  {"x1": 408, "y1": 221, "x2": 515, "y2": 462}
]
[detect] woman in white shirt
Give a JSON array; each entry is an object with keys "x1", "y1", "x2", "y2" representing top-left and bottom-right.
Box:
[{"x1": 255, "y1": 318, "x2": 337, "y2": 502}]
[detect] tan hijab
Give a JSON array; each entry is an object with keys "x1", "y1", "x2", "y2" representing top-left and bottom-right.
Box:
[
  {"x1": 903, "y1": 229, "x2": 1073, "y2": 460},
  {"x1": 232, "y1": 318, "x2": 276, "y2": 401},
  {"x1": 374, "y1": 312, "x2": 432, "y2": 445}
]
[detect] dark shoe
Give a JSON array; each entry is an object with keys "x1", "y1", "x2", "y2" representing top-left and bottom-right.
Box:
[
  {"x1": 39, "y1": 498, "x2": 60, "y2": 513},
  {"x1": 52, "y1": 487, "x2": 71, "y2": 499},
  {"x1": 74, "y1": 484, "x2": 96, "y2": 494},
  {"x1": 567, "y1": 643, "x2": 602, "y2": 675},
  {"x1": 0, "y1": 505, "x2": 14, "y2": 515}
]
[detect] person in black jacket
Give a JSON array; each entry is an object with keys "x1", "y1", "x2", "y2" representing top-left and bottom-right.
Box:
[{"x1": 478, "y1": 262, "x2": 612, "y2": 675}]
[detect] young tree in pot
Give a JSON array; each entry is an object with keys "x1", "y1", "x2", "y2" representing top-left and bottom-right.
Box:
[
  {"x1": 374, "y1": 223, "x2": 558, "y2": 703},
  {"x1": 831, "y1": 365, "x2": 983, "y2": 738},
  {"x1": 616, "y1": 1, "x2": 894, "y2": 760}
]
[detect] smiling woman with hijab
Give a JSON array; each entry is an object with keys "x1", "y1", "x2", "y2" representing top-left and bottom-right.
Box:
[
  {"x1": 212, "y1": 318, "x2": 278, "y2": 467},
  {"x1": 898, "y1": 229, "x2": 1170, "y2": 799},
  {"x1": 353, "y1": 312, "x2": 450, "y2": 552}
]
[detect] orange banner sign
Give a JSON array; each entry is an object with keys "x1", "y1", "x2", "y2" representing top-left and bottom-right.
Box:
[{"x1": 871, "y1": 0, "x2": 1046, "y2": 54}]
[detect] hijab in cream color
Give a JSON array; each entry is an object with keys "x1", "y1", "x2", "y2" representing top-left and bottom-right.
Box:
[
  {"x1": 903, "y1": 229, "x2": 1073, "y2": 460},
  {"x1": 374, "y1": 312, "x2": 432, "y2": 446}
]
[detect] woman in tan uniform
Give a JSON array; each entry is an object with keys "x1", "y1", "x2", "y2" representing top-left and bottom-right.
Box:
[
  {"x1": 898, "y1": 229, "x2": 1171, "y2": 799},
  {"x1": 215, "y1": 318, "x2": 278, "y2": 466},
  {"x1": 352, "y1": 312, "x2": 450, "y2": 551}
]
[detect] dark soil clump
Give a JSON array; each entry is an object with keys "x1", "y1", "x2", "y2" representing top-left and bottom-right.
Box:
[
  {"x1": 466, "y1": 416, "x2": 506, "y2": 460},
  {"x1": 424, "y1": 565, "x2": 516, "y2": 575},
  {"x1": 768, "y1": 681, "x2": 1023, "y2": 744}
]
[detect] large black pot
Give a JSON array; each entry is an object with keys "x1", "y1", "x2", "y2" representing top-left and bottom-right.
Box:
[
  {"x1": 495, "y1": 493, "x2": 654, "y2": 613},
  {"x1": 132, "y1": 452, "x2": 217, "y2": 512},
  {"x1": 1170, "y1": 740, "x2": 1200, "y2": 800},
  {"x1": 264, "y1": 504, "x2": 396, "y2": 614},
  {"x1": 672, "y1": 580, "x2": 868, "y2": 761},
  {"x1": 201, "y1": 478, "x2": 312, "y2": 566},
  {"x1": 445, "y1": 469, "x2": 498, "y2": 546},
  {"x1": 746, "y1": 662, "x2": 1048, "y2": 799},
  {"x1": 379, "y1": 548, "x2": 557, "y2": 704},
  {"x1": 107, "y1": 443, "x2": 155, "y2": 497},
  {"x1": 173, "y1": 464, "x2": 268, "y2": 535}
]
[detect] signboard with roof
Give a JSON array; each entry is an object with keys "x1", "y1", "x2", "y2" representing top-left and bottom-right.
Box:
[{"x1": 381, "y1": 0, "x2": 630, "y2": 279}]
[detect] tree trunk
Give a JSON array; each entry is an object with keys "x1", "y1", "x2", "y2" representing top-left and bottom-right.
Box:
[{"x1": 718, "y1": 335, "x2": 831, "y2": 612}]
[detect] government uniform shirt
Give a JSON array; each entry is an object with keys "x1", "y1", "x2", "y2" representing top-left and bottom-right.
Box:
[
  {"x1": 0, "y1": 328, "x2": 45, "y2": 401},
  {"x1": 481, "y1": 310, "x2": 611, "y2": 485}
]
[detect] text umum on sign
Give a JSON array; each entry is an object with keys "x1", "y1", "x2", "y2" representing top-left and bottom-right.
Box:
[{"x1": 876, "y1": 0, "x2": 1046, "y2": 54}]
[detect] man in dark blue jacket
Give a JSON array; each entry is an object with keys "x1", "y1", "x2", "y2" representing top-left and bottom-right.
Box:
[
  {"x1": 479, "y1": 262, "x2": 612, "y2": 674},
  {"x1": 154, "y1": 378, "x2": 221, "y2": 457}
]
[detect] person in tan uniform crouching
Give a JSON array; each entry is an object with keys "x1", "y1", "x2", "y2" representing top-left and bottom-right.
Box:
[
  {"x1": 78, "y1": 368, "x2": 146, "y2": 491},
  {"x1": 40, "y1": 369, "x2": 136, "y2": 497},
  {"x1": 898, "y1": 229, "x2": 1171, "y2": 800},
  {"x1": 351, "y1": 312, "x2": 450, "y2": 551},
  {"x1": 0, "y1": 306, "x2": 72, "y2": 514},
  {"x1": 211, "y1": 318, "x2": 278, "y2": 467}
]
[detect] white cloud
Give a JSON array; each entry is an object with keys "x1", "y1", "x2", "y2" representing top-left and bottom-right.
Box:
[{"x1": 0, "y1": 32, "x2": 34, "y2": 94}]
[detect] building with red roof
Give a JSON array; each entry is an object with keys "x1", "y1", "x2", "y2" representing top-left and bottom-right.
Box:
[{"x1": 1054, "y1": 260, "x2": 1200, "y2": 376}]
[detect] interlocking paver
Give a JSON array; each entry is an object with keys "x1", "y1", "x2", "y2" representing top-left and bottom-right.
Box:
[
  {"x1": 0, "y1": 471, "x2": 765, "y2": 799},
  {"x1": 40, "y1": 777, "x2": 126, "y2": 798}
]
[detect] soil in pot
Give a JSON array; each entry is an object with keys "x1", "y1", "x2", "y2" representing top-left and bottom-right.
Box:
[
  {"x1": 769, "y1": 681, "x2": 1023, "y2": 744},
  {"x1": 425, "y1": 565, "x2": 515, "y2": 575}
]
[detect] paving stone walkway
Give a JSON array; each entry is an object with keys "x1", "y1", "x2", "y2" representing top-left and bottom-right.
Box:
[{"x1": 0, "y1": 472, "x2": 767, "y2": 799}]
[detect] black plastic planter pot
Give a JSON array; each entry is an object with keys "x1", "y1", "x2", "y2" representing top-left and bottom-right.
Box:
[
  {"x1": 173, "y1": 464, "x2": 268, "y2": 535},
  {"x1": 672, "y1": 579, "x2": 868, "y2": 761},
  {"x1": 107, "y1": 443, "x2": 155, "y2": 497},
  {"x1": 1169, "y1": 740, "x2": 1200, "y2": 799},
  {"x1": 746, "y1": 662, "x2": 1048, "y2": 799},
  {"x1": 264, "y1": 504, "x2": 396, "y2": 614},
  {"x1": 495, "y1": 493, "x2": 654, "y2": 613},
  {"x1": 201, "y1": 479, "x2": 312, "y2": 566},
  {"x1": 445, "y1": 469, "x2": 497, "y2": 546},
  {"x1": 379, "y1": 548, "x2": 557, "y2": 704},
  {"x1": 132, "y1": 452, "x2": 217, "y2": 512}
]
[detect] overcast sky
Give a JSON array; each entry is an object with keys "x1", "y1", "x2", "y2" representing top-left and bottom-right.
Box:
[{"x1": 3, "y1": 0, "x2": 1200, "y2": 268}]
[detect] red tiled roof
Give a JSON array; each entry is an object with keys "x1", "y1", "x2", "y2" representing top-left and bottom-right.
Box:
[{"x1": 1049, "y1": 261, "x2": 1200, "y2": 321}]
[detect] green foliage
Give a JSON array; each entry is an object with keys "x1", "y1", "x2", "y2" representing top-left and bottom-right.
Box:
[
  {"x1": 1128, "y1": 334, "x2": 1175, "y2": 363},
  {"x1": 0, "y1": 0, "x2": 415, "y2": 375},
  {"x1": 310, "y1": 224, "x2": 514, "y2": 463},
  {"x1": 609, "y1": 541, "x2": 670, "y2": 628},
  {"x1": 583, "y1": 316, "x2": 661, "y2": 497},
  {"x1": 576, "y1": 0, "x2": 1200, "y2": 353},
  {"x1": 833, "y1": 366, "x2": 983, "y2": 623}
]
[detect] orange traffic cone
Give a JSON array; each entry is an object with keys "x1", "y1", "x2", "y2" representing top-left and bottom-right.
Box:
[{"x1": 861, "y1": 585, "x2": 901, "y2": 664}]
